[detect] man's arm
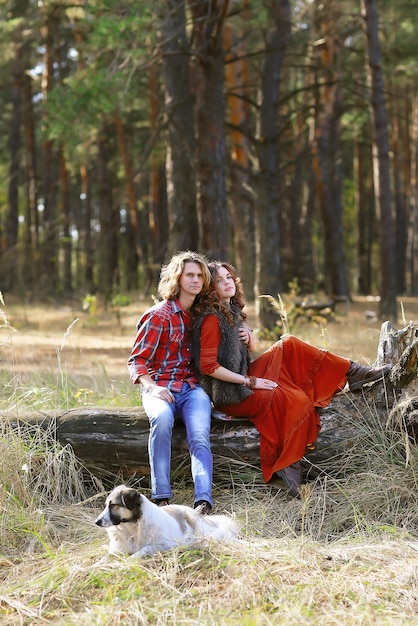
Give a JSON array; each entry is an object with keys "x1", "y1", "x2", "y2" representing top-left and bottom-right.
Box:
[
  {"x1": 127, "y1": 312, "x2": 162, "y2": 384},
  {"x1": 128, "y1": 310, "x2": 175, "y2": 403}
]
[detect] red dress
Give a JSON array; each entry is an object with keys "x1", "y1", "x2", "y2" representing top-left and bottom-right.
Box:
[{"x1": 199, "y1": 315, "x2": 350, "y2": 482}]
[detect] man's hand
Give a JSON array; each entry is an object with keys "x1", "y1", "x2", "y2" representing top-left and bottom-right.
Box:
[{"x1": 149, "y1": 385, "x2": 174, "y2": 403}]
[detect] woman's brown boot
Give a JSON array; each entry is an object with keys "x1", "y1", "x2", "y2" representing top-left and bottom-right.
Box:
[
  {"x1": 276, "y1": 462, "x2": 301, "y2": 498},
  {"x1": 347, "y1": 361, "x2": 391, "y2": 391}
]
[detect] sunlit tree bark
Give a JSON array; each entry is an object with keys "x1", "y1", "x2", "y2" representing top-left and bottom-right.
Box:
[
  {"x1": 310, "y1": 0, "x2": 349, "y2": 298},
  {"x1": 22, "y1": 70, "x2": 39, "y2": 286},
  {"x1": 223, "y1": 11, "x2": 255, "y2": 294},
  {"x1": 159, "y1": 0, "x2": 198, "y2": 255},
  {"x1": 254, "y1": 0, "x2": 291, "y2": 329},
  {"x1": 60, "y1": 149, "x2": 72, "y2": 295},
  {"x1": 39, "y1": 7, "x2": 59, "y2": 294},
  {"x1": 361, "y1": 0, "x2": 397, "y2": 321},
  {"x1": 4, "y1": 29, "x2": 22, "y2": 291},
  {"x1": 407, "y1": 89, "x2": 418, "y2": 295},
  {"x1": 354, "y1": 131, "x2": 373, "y2": 295},
  {"x1": 148, "y1": 61, "x2": 168, "y2": 275},
  {"x1": 97, "y1": 130, "x2": 117, "y2": 302},
  {"x1": 188, "y1": 0, "x2": 229, "y2": 259}
]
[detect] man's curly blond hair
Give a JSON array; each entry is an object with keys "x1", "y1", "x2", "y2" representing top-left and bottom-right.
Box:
[{"x1": 158, "y1": 251, "x2": 211, "y2": 301}]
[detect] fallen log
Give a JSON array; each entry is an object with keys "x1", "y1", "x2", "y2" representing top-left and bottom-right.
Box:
[{"x1": 4, "y1": 322, "x2": 418, "y2": 481}]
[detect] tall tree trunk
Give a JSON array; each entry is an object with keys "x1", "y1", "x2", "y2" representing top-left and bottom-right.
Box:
[
  {"x1": 407, "y1": 89, "x2": 418, "y2": 295},
  {"x1": 254, "y1": 0, "x2": 291, "y2": 329},
  {"x1": 223, "y1": 16, "x2": 255, "y2": 295},
  {"x1": 159, "y1": 0, "x2": 198, "y2": 255},
  {"x1": 354, "y1": 133, "x2": 373, "y2": 295},
  {"x1": 60, "y1": 149, "x2": 72, "y2": 296},
  {"x1": 148, "y1": 62, "x2": 167, "y2": 275},
  {"x1": 310, "y1": 0, "x2": 349, "y2": 298},
  {"x1": 188, "y1": 0, "x2": 229, "y2": 259},
  {"x1": 97, "y1": 131, "x2": 116, "y2": 302},
  {"x1": 4, "y1": 34, "x2": 23, "y2": 291},
  {"x1": 40, "y1": 9, "x2": 59, "y2": 294},
  {"x1": 299, "y1": 168, "x2": 317, "y2": 294},
  {"x1": 290, "y1": 46, "x2": 316, "y2": 294},
  {"x1": 361, "y1": 0, "x2": 397, "y2": 321},
  {"x1": 289, "y1": 71, "x2": 315, "y2": 294},
  {"x1": 114, "y1": 113, "x2": 145, "y2": 282},
  {"x1": 22, "y1": 71, "x2": 39, "y2": 288},
  {"x1": 391, "y1": 79, "x2": 407, "y2": 295},
  {"x1": 79, "y1": 164, "x2": 95, "y2": 293}
]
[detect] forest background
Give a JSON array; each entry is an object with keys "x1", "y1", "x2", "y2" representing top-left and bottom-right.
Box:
[{"x1": 1, "y1": 0, "x2": 417, "y2": 327}]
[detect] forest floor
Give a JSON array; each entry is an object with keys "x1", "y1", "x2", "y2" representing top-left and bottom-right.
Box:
[
  {"x1": 2, "y1": 292, "x2": 418, "y2": 385},
  {"x1": 1, "y1": 293, "x2": 418, "y2": 624}
]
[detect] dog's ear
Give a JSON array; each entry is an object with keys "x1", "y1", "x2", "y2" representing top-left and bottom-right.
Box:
[{"x1": 120, "y1": 488, "x2": 142, "y2": 510}]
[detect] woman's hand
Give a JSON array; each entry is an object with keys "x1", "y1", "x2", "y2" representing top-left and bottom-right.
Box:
[
  {"x1": 246, "y1": 376, "x2": 277, "y2": 390},
  {"x1": 255, "y1": 377, "x2": 277, "y2": 390},
  {"x1": 239, "y1": 325, "x2": 254, "y2": 346}
]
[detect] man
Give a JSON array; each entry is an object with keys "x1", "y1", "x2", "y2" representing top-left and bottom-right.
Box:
[{"x1": 128, "y1": 251, "x2": 213, "y2": 513}]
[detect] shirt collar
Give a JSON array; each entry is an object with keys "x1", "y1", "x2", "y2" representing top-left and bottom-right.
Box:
[{"x1": 171, "y1": 299, "x2": 182, "y2": 314}]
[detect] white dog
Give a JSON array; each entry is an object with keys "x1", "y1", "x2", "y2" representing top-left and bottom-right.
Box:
[{"x1": 95, "y1": 485, "x2": 239, "y2": 558}]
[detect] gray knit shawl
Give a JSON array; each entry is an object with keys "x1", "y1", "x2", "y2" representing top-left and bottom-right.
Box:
[{"x1": 190, "y1": 305, "x2": 253, "y2": 406}]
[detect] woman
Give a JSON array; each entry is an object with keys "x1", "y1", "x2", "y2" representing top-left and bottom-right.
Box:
[{"x1": 190, "y1": 261, "x2": 391, "y2": 498}]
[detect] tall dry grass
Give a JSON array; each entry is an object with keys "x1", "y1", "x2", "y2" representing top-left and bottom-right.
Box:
[
  {"x1": 0, "y1": 416, "x2": 417, "y2": 625},
  {"x1": 1, "y1": 295, "x2": 418, "y2": 623}
]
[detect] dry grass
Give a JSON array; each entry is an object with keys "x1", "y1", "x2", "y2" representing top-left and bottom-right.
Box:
[
  {"x1": 1, "y1": 294, "x2": 418, "y2": 624},
  {"x1": 1, "y1": 442, "x2": 417, "y2": 625}
]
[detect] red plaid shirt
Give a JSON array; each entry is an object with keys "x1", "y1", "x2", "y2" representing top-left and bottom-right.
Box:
[{"x1": 127, "y1": 299, "x2": 198, "y2": 392}]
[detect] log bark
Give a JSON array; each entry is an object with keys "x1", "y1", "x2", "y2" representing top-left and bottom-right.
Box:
[{"x1": 4, "y1": 323, "x2": 418, "y2": 481}]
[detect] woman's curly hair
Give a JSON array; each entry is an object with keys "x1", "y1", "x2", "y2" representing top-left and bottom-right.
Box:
[{"x1": 191, "y1": 261, "x2": 247, "y2": 326}]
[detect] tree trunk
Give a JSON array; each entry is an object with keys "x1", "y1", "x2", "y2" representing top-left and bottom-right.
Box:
[
  {"x1": 361, "y1": 0, "x2": 397, "y2": 320},
  {"x1": 354, "y1": 131, "x2": 373, "y2": 295},
  {"x1": 22, "y1": 70, "x2": 39, "y2": 288},
  {"x1": 299, "y1": 168, "x2": 317, "y2": 294},
  {"x1": 223, "y1": 18, "x2": 255, "y2": 295},
  {"x1": 310, "y1": 0, "x2": 349, "y2": 298},
  {"x1": 40, "y1": 9, "x2": 59, "y2": 295},
  {"x1": 60, "y1": 149, "x2": 72, "y2": 296},
  {"x1": 254, "y1": 0, "x2": 291, "y2": 329},
  {"x1": 159, "y1": 0, "x2": 199, "y2": 255},
  {"x1": 188, "y1": 0, "x2": 229, "y2": 259},
  {"x1": 148, "y1": 63, "x2": 168, "y2": 271},
  {"x1": 407, "y1": 89, "x2": 418, "y2": 295},
  {"x1": 6, "y1": 36, "x2": 22, "y2": 259},
  {"x1": 79, "y1": 164, "x2": 95, "y2": 293},
  {"x1": 392, "y1": 86, "x2": 407, "y2": 296},
  {"x1": 97, "y1": 130, "x2": 116, "y2": 302},
  {"x1": 290, "y1": 89, "x2": 315, "y2": 294},
  {"x1": 114, "y1": 113, "x2": 146, "y2": 280}
]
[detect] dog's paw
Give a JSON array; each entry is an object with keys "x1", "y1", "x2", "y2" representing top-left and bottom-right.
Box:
[{"x1": 130, "y1": 545, "x2": 156, "y2": 558}]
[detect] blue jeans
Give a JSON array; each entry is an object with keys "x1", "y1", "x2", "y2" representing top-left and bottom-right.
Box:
[{"x1": 141, "y1": 383, "x2": 213, "y2": 506}]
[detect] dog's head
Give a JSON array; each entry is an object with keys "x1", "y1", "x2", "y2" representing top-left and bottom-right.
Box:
[{"x1": 95, "y1": 485, "x2": 143, "y2": 528}]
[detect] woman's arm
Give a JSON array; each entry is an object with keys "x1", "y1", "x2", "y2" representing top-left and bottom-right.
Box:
[
  {"x1": 200, "y1": 316, "x2": 276, "y2": 390},
  {"x1": 208, "y1": 364, "x2": 276, "y2": 390}
]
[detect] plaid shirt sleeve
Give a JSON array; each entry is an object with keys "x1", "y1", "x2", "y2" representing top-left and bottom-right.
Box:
[{"x1": 127, "y1": 308, "x2": 165, "y2": 384}]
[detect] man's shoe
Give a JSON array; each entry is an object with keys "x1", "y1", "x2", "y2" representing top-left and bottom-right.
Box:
[
  {"x1": 194, "y1": 500, "x2": 212, "y2": 515},
  {"x1": 154, "y1": 499, "x2": 169, "y2": 507},
  {"x1": 276, "y1": 462, "x2": 301, "y2": 498},
  {"x1": 347, "y1": 362, "x2": 391, "y2": 391}
]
